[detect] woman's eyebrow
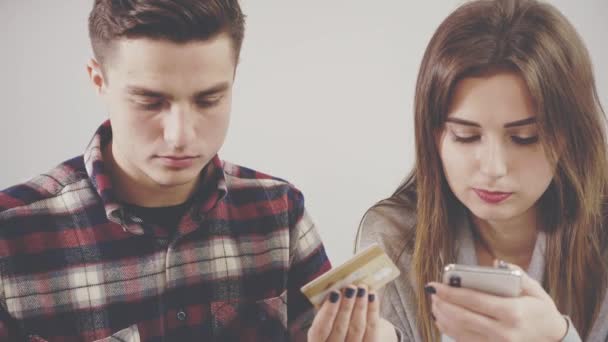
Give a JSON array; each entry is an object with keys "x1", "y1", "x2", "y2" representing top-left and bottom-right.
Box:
[{"x1": 445, "y1": 116, "x2": 536, "y2": 128}]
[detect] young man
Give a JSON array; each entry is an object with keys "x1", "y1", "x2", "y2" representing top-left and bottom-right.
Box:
[{"x1": 0, "y1": 1, "x2": 332, "y2": 340}]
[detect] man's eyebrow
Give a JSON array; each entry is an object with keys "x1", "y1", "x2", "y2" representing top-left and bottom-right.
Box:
[
  {"x1": 125, "y1": 82, "x2": 231, "y2": 99},
  {"x1": 193, "y1": 82, "x2": 230, "y2": 98},
  {"x1": 445, "y1": 116, "x2": 537, "y2": 128},
  {"x1": 126, "y1": 86, "x2": 166, "y2": 98}
]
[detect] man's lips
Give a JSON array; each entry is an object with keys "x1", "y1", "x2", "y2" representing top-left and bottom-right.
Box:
[
  {"x1": 155, "y1": 155, "x2": 199, "y2": 168},
  {"x1": 473, "y1": 188, "x2": 513, "y2": 204},
  {"x1": 158, "y1": 156, "x2": 196, "y2": 160}
]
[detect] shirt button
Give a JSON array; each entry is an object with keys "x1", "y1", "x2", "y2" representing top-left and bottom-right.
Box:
[{"x1": 177, "y1": 310, "x2": 187, "y2": 321}]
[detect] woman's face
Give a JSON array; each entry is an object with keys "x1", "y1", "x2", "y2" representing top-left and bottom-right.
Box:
[{"x1": 438, "y1": 71, "x2": 554, "y2": 223}]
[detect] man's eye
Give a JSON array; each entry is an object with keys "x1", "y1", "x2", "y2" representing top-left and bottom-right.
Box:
[
  {"x1": 138, "y1": 102, "x2": 163, "y2": 110},
  {"x1": 197, "y1": 96, "x2": 223, "y2": 108},
  {"x1": 132, "y1": 97, "x2": 164, "y2": 110},
  {"x1": 511, "y1": 135, "x2": 539, "y2": 145}
]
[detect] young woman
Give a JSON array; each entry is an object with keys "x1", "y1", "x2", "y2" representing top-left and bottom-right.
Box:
[{"x1": 356, "y1": 0, "x2": 608, "y2": 341}]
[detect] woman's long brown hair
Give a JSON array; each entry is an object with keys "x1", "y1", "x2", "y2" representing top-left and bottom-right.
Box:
[{"x1": 392, "y1": 0, "x2": 608, "y2": 339}]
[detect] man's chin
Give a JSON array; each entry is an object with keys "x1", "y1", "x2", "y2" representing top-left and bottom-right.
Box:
[
  {"x1": 148, "y1": 171, "x2": 200, "y2": 189},
  {"x1": 155, "y1": 180, "x2": 197, "y2": 188}
]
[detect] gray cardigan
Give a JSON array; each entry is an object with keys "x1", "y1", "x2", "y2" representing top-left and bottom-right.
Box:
[{"x1": 355, "y1": 196, "x2": 608, "y2": 342}]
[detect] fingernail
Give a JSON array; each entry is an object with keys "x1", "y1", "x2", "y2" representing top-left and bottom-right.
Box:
[
  {"x1": 345, "y1": 287, "x2": 356, "y2": 298},
  {"x1": 357, "y1": 287, "x2": 366, "y2": 297},
  {"x1": 368, "y1": 294, "x2": 375, "y2": 302},
  {"x1": 497, "y1": 259, "x2": 509, "y2": 269},
  {"x1": 329, "y1": 291, "x2": 340, "y2": 303},
  {"x1": 424, "y1": 285, "x2": 436, "y2": 294},
  {"x1": 431, "y1": 313, "x2": 436, "y2": 321}
]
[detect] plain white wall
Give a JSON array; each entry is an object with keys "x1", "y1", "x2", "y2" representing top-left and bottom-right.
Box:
[{"x1": 1, "y1": 1, "x2": 607, "y2": 264}]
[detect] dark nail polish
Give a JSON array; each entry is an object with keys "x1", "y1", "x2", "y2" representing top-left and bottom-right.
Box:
[
  {"x1": 368, "y1": 294, "x2": 375, "y2": 302},
  {"x1": 431, "y1": 313, "x2": 436, "y2": 321},
  {"x1": 424, "y1": 285, "x2": 436, "y2": 294},
  {"x1": 329, "y1": 291, "x2": 340, "y2": 303},
  {"x1": 357, "y1": 287, "x2": 366, "y2": 297},
  {"x1": 345, "y1": 287, "x2": 356, "y2": 298}
]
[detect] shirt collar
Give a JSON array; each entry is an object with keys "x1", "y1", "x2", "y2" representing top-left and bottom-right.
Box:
[{"x1": 83, "y1": 120, "x2": 227, "y2": 233}]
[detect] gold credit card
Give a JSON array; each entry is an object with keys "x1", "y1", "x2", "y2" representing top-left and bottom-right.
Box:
[{"x1": 300, "y1": 243, "x2": 400, "y2": 308}]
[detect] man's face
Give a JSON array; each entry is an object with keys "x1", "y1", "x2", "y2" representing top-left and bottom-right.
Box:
[{"x1": 90, "y1": 33, "x2": 235, "y2": 190}]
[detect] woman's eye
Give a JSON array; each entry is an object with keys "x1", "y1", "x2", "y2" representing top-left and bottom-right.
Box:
[
  {"x1": 450, "y1": 131, "x2": 480, "y2": 143},
  {"x1": 511, "y1": 135, "x2": 539, "y2": 145}
]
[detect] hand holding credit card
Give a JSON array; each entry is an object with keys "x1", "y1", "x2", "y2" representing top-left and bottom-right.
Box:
[{"x1": 300, "y1": 243, "x2": 400, "y2": 308}]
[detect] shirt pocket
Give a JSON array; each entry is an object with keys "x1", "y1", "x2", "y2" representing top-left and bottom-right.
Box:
[{"x1": 211, "y1": 290, "x2": 288, "y2": 342}]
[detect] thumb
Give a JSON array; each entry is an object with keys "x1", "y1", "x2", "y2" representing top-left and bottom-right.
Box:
[{"x1": 494, "y1": 259, "x2": 549, "y2": 300}]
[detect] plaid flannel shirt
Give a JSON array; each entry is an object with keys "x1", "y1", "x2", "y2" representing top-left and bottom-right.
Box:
[{"x1": 0, "y1": 121, "x2": 331, "y2": 341}]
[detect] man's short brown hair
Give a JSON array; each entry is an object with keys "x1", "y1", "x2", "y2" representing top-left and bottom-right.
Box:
[{"x1": 88, "y1": 0, "x2": 245, "y2": 67}]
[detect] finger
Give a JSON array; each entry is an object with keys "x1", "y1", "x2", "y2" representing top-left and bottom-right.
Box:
[
  {"x1": 327, "y1": 286, "x2": 357, "y2": 342},
  {"x1": 431, "y1": 294, "x2": 500, "y2": 338},
  {"x1": 363, "y1": 291, "x2": 380, "y2": 342},
  {"x1": 307, "y1": 290, "x2": 342, "y2": 341},
  {"x1": 345, "y1": 286, "x2": 368, "y2": 341},
  {"x1": 433, "y1": 301, "x2": 475, "y2": 341},
  {"x1": 427, "y1": 282, "x2": 508, "y2": 319},
  {"x1": 435, "y1": 318, "x2": 487, "y2": 342},
  {"x1": 521, "y1": 273, "x2": 550, "y2": 301},
  {"x1": 494, "y1": 259, "x2": 550, "y2": 301}
]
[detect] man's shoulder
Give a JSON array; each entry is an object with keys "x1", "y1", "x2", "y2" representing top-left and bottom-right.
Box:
[
  {"x1": 0, "y1": 156, "x2": 88, "y2": 215},
  {"x1": 221, "y1": 160, "x2": 300, "y2": 194},
  {"x1": 218, "y1": 161, "x2": 308, "y2": 228}
]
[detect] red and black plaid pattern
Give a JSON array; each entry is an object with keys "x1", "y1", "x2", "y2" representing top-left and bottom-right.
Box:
[{"x1": 0, "y1": 121, "x2": 331, "y2": 341}]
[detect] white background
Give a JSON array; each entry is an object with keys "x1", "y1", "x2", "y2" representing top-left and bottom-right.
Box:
[{"x1": 1, "y1": 1, "x2": 607, "y2": 264}]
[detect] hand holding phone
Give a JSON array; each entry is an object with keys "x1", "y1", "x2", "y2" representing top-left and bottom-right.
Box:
[
  {"x1": 442, "y1": 263, "x2": 522, "y2": 297},
  {"x1": 433, "y1": 263, "x2": 571, "y2": 341}
]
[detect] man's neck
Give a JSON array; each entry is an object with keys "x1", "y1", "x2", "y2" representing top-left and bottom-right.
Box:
[
  {"x1": 471, "y1": 207, "x2": 539, "y2": 269},
  {"x1": 104, "y1": 144, "x2": 200, "y2": 207}
]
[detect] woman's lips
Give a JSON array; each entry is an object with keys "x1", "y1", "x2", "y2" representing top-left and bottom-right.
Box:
[{"x1": 473, "y1": 189, "x2": 512, "y2": 204}]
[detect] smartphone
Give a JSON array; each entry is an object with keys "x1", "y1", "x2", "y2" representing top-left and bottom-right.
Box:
[{"x1": 442, "y1": 264, "x2": 522, "y2": 297}]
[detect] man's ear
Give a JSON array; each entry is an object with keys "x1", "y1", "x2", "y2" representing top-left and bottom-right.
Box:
[{"x1": 87, "y1": 58, "x2": 106, "y2": 95}]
